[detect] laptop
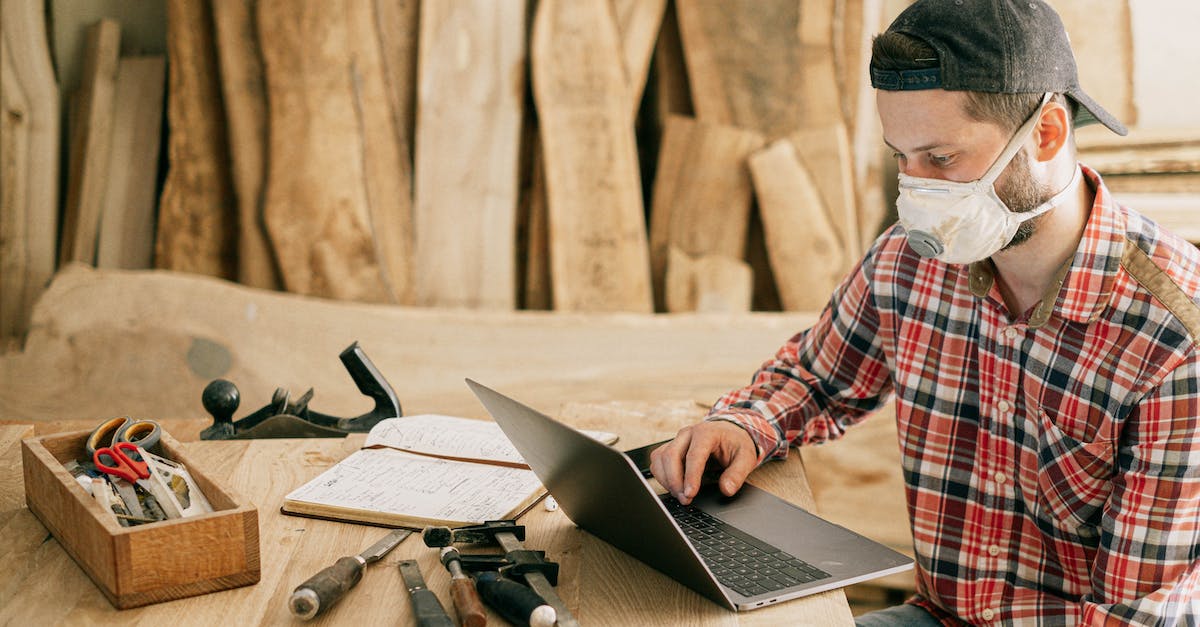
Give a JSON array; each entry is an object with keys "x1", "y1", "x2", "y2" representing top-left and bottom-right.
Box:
[{"x1": 466, "y1": 379, "x2": 914, "y2": 611}]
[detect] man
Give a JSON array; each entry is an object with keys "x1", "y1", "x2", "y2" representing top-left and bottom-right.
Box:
[{"x1": 650, "y1": 1, "x2": 1200, "y2": 624}]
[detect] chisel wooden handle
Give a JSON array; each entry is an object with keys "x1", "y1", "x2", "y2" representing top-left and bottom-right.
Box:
[
  {"x1": 448, "y1": 576, "x2": 487, "y2": 627},
  {"x1": 289, "y1": 556, "x2": 364, "y2": 620}
]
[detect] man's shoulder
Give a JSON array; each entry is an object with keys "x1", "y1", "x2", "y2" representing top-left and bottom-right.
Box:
[{"x1": 1111, "y1": 201, "x2": 1200, "y2": 345}]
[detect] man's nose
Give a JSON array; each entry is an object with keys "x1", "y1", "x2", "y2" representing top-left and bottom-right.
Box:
[{"x1": 899, "y1": 160, "x2": 933, "y2": 179}]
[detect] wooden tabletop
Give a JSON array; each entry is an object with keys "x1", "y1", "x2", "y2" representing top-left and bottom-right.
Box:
[{"x1": 0, "y1": 402, "x2": 855, "y2": 625}]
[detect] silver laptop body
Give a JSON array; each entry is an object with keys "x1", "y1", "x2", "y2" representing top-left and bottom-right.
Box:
[{"x1": 466, "y1": 379, "x2": 914, "y2": 611}]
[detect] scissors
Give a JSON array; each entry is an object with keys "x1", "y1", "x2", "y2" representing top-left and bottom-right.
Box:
[
  {"x1": 86, "y1": 416, "x2": 163, "y2": 458},
  {"x1": 93, "y1": 442, "x2": 179, "y2": 519}
]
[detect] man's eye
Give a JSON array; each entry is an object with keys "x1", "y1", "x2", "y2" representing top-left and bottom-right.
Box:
[
  {"x1": 892, "y1": 151, "x2": 906, "y2": 161},
  {"x1": 930, "y1": 154, "x2": 952, "y2": 165}
]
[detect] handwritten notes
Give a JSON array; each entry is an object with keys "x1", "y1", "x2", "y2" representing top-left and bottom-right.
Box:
[
  {"x1": 283, "y1": 448, "x2": 543, "y2": 527},
  {"x1": 363, "y1": 414, "x2": 617, "y2": 466},
  {"x1": 282, "y1": 413, "x2": 616, "y2": 527}
]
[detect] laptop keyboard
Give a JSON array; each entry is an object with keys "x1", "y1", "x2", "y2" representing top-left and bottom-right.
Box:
[{"x1": 664, "y1": 498, "x2": 831, "y2": 598}]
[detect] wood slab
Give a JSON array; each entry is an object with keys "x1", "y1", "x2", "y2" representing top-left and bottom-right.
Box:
[
  {"x1": 211, "y1": 0, "x2": 281, "y2": 290},
  {"x1": 1054, "y1": 0, "x2": 1135, "y2": 126},
  {"x1": 840, "y1": 0, "x2": 890, "y2": 248},
  {"x1": 796, "y1": 0, "x2": 861, "y2": 259},
  {"x1": 532, "y1": 0, "x2": 653, "y2": 312},
  {"x1": 157, "y1": 0, "x2": 237, "y2": 279},
  {"x1": 96, "y1": 56, "x2": 165, "y2": 270},
  {"x1": 648, "y1": 115, "x2": 762, "y2": 310},
  {"x1": 611, "y1": 0, "x2": 667, "y2": 112},
  {"x1": 59, "y1": 19, "x2": 119, "y2": 267},
  {"x1": 0, "y1": 265, "x2": 816, "y2": 433},
  {"x1": 257, "y1": 0, "x2": 415, "y2": 303},
  {"x1": 665, "y1": 248, "x2": 753, "y2": 313},
  {"x1": 375, "y1": 0, "x2": 420, "y2": 166},
  {"x1": 413, "y1": 0, "x2": 526, "y2": 309},
  {"x1": 0, "y1": 0, "x2": 59, "y2": 346},
  {"x1": 749, "y1": 139, "x2": 849, "y2": 311},
  {"x1": 676, "y1": 0, "x2": 801, "y2": 141},
  {"x1": 651, "y1": 0, "x2": 693, "y2": 126},
  {"x1": 522, "y1": 140, "x2": 553, "y2": 310}
]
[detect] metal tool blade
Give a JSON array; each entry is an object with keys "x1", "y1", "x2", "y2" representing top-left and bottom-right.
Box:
[{"x1": 358, "y1": 528, "x2": 413, "y2": 563}]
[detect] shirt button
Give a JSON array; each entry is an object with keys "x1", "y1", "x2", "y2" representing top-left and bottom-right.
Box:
[
  {"x1": 994, "y1": 472, "x2": 1007, "y2": 484},
  {"x1": 982, "y1": 608, "x2": 996, "y2": 621},
  {"x1": 1003, "y1": 327, "x2": 1017, "y2": 340},
  {"x1": 988, "y1": 545, "x2": 1001, "y2": 556},
  {"x1": 997, "y1": 400, "x2": 1012, "y2": 413}
]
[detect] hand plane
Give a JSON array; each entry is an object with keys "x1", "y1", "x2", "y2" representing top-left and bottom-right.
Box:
[{"x1": 200, "y1": 342, "x2": 402, "y2": 440}]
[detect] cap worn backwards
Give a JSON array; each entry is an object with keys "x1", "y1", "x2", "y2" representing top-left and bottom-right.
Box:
[{"x1": 869, "y1": 0, "x2": 1127, "y2": 136}]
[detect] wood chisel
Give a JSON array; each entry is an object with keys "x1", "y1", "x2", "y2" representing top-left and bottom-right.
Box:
[
  {"x1": 439, "y1": 547, "x2": 487, "y2": 627},
  {"x1": 288, "y1": 528, "x2": 412, "y2": 620},
  {"x1": 399, "y1": 559, "x2": 454, "y2": 626}
]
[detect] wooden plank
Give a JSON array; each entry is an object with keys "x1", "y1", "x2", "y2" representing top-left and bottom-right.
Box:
[
  {"x1": 0, "y1": 0, "x2": 59, "y2": 347},
  {"x1": 611, "y1": 0, "x2": 667, "y2": 112},
  {"x1": 1, "y1": 35, "x2": 32, "y2": 347},
  {"x1": 796, "y1": 0, "x2": 861, "y2": 259},
  {"x1": 648, "y1": 115, "x2": 762, "y2": 311},
  {"x1": 1079, "y1": 144, "x2": 1200, "y2": 175},
  {"x1": 1077, "y1": 127, "x2": 1200, "y2": 151},
  {"x1": 531, "y1": 0, "x2": 653, "y2": 312},
  {"x1": 413, "y1": 0, "x2": 526, "y2": 309},
  {"x1": 374, "y1": 0, "x2": 420, "y2": 164},
  {"x1": 211, "y1": 0, "x2": 281, "y2": 290},
  {"x1": 665, "y1": 248, "x2": 753, "y2": 313},
  {"x1": 59, "y1": 19, "x2": 119, "y2": 267},
  {"x1": 1101, "y1": 172, "x2": 1200, "y2": 195},
  {"x1": 651, "y1": 0, "x2": 693, "y2": 126},
  {"x1": 1054, "y1": 0, "x2": 1135, "y2": 126},
  {"x1": 749, "y1": 139, "x2": 849, "y2": 311},
  {"x1": 257, "y1": 0, "x2": 414, "y2": 303},
  {"x1": 522, "y1": 140, "x2": 552, "y2": 310},
  {"x1": 157, "y1": 1, "x2": 236, "y2": 279},
  {"x1": 1129, "y1": 1, "x2": 1197, "y2": 128},
  {"x1": 842, "y1": 0, "x2": 890, "y2": 248},
  {"x1": 95, "y1": 56, "x2": 165, "y2": 270},
  {"x1": 675, "y1": 0, "x2": 801, "y2": 141}
]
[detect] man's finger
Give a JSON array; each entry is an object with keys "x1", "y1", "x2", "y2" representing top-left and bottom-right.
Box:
[{"x1": 717, "y1": 446, "x2": 757, "y2": 496}]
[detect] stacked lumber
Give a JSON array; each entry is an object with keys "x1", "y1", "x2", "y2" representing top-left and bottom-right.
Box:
[
  {"x1": 0, "y1": 0, "x2": 60, "y2": 349},
  {"x1": 7, "y1": 0, "x2": 896, "y2": 336},
  {"x1": 1079, "y1": 129, "x2": 1200, "y2": 244}
]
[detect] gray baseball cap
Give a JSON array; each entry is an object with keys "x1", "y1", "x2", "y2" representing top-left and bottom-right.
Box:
[{"x1": 870, "y1": 0, "x2": 1127, "y2": 136}]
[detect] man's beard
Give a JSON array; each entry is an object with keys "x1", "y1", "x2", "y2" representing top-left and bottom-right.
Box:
[{"x1": 997, "y1": 148, "x2": 1056, "y2": 251}]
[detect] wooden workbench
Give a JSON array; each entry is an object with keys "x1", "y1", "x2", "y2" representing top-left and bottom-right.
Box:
[{"x1": 0, "y1": 401, "x2": 856, "y2": 625}]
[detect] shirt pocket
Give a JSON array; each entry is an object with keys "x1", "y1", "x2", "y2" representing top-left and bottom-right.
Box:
[{"x1": 1034, "y1": 408, "x2": 1116, "y2": 541}]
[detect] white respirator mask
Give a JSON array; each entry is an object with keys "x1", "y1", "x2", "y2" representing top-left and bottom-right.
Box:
[{"x1": 896, "y1": 92, "x2": 1081, "y2": 265}]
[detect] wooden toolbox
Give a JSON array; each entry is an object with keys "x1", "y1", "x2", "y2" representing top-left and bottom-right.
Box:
[{"x1": 21, "y1": 429, "x2": 260, "y2": 609}]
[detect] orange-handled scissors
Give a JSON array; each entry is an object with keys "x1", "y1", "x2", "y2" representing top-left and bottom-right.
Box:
[{"x1": 93, "y1": 441, "x2": 151, "y2": 484}]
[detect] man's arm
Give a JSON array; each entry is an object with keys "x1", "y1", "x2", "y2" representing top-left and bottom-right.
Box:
[
  {"x1": 1082, "y1": 356, "x2": 1200, "y2": 624},
  {"x1": 651, "y1": 238, "x2": 898, "y2": 504}
]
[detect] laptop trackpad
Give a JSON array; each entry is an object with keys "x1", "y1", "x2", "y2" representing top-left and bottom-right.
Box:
[{"x1": 692, "y1": 485, "x2": 877, "y2": 577}]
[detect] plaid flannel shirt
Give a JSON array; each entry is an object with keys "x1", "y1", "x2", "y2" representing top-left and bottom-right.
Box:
[{"x1": 710, "y1": 166, "x2": 1200, "y2": 625}]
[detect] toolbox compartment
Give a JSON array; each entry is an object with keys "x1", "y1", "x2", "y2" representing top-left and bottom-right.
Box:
[{"x1": 21, "y1": 429, "x2": 260, "y2": 609}]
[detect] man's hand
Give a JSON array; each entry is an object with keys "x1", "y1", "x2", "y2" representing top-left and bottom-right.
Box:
[{"x1": 649, "y1": 420, "x2": 758, "y2": 505}]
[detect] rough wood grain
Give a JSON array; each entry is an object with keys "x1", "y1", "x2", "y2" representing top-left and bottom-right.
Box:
[
  {"x1": 157, "y1": 0, "x2": 237, "y2": 279},
  {"x1": 749, "y1": 139, "x2": 849, "y2": 311},
  {"x1": 675, "y1": 0, "x2": 801, "y2": 141},
  {"x1": 611, "y1": 0, "x2": 667, "y2": 112},
  {"x1": 0, "y1": 0, "x2": 59, "y2": 347},
  {"x1": 1055, "y1": 0, "x2": 1135, "y2": 126},
  {"x1": 211, "y1": 0, "x2": 281, "y2": 290},
  {"x1": 0, "y1": 265, "x2": 815, "y2": 431},
  {"x1": 648, "y1": 115, "x2": 762, "y2": 311},
  {"x1": 413, "y1": 0, "x2": 526, "y2": 309},
  {"x1": 532, "y1": 0, "x2": 653, "y2": 312},
  {"x1": 96, "y1": 56, "x2": 165, "y2": 271},
  {"x1": 59, "y1": 19, "x2": 119, "y2": 267},
  {"x1": 651, "y1": 0, "x2": 693, "y2": 126},
  {"x1": 665, "y1": 248, "x2": 753, "y2": 313},
  {"x1": 522, "y1": 140, "x2": 552, "y2": 310},
  {"x1": 797, "y1": 0, "x2": 861, "y2": 259},
  {"x1": 258, "y1": 0, "x2": 415, "y2": 303},
  {"x1": 374, "y1": 0, "x2": 420, "y2": 163}
]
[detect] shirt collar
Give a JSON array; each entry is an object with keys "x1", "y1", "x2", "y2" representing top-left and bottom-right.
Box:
[{"x1": 967, "y1": 165, "x2": 1124, "y2": 327}]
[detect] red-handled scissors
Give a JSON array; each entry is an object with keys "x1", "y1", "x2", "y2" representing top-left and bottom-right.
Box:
[{"x1": 93, "y1": 441, "x2": 151, "y2": 485}]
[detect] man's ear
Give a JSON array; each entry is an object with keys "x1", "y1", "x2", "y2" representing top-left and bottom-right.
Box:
[{"x1": 1034, "y1": 101, "x2": 1071, "y2": 162}]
